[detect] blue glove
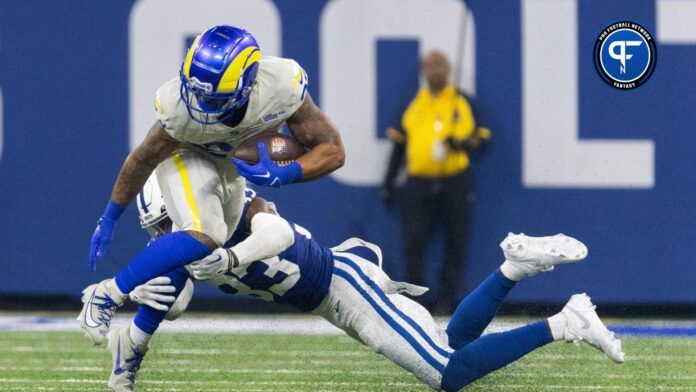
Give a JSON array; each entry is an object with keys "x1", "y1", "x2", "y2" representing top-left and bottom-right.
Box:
[
  {"x1": 88, "y1": 201, "x2": 125, "y2": 271},
  {"x1": 231, "y1": 141, "x2": 303, "y2": 188}
]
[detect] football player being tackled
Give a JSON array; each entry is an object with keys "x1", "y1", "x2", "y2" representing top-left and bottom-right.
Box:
[
  {"x1": 103, "y1": 176, "x2": 624, "y2": 391},
  {"x1": 78, "y1": 25, "x2": 345, "y2": 345}
]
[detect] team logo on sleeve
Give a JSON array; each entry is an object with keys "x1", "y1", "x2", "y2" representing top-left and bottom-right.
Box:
[{"x1": 593, "y1": 21, "x2": 656, "y2": 90}]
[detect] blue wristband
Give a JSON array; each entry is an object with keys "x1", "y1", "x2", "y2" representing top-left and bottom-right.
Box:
[
  {"x1": 104, "y1": 201, "x2": 125, "y2": 221},
  {"x1": 286, "y1": 162, "x2": 303, "y2": 185}
]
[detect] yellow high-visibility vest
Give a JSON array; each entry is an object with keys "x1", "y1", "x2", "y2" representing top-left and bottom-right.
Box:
[{"x1": 402, "y1": 85, "x2": 477, "y2": 178}]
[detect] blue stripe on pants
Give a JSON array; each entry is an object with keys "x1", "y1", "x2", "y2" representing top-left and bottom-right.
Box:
[
  {"x1": 336, "y1": 256, "x2": 451, "y2": 358},
  {"x1": 332, "y1": 266, "x2": 446, "y2": 373}
]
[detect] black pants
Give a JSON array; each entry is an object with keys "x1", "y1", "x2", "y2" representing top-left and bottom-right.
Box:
[{"x1": 399, "y1": 170, "x2": 474, "y2": 312}]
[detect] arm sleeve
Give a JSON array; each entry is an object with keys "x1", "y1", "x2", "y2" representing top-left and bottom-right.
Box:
[
  {"x1": 382, "y1": 103, "x2": 415, "y2": 188},
  {"x1": 230, "y1": 212, "x2": 295, "y2": 267},
  {"x1": 383, "y1": 141, "x2": 405, "y2": 189}
]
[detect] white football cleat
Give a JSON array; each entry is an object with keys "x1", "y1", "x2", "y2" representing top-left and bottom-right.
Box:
[
  {"x1": 77, "y1": 279, "x2": 125, "y2": 345},
  {"x1": 500, "y1": 233, "x2": 588, "y2": 279},
  {"x1": 108, "y1": 325, "x2": 148, "y2": 392},
  {"x1": 562, "y1": 293, "x2": 625, "y2": 363}
]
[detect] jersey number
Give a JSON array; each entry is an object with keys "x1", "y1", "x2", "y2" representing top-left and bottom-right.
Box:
[
  {"x1": 217, "y1": 257, "x2": 301, "y2": 302},
  {"x1": 215, "y1": 223, "x2": 310, "y2": 301}
]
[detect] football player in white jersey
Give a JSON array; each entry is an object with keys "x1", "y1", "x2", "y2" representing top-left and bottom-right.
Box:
[
  {"x1": 104, "y1": 176, "x2": 624, "y2": 391},
  {"x1": 78, "y1": 25, "x2": 344, "y2": 345}
]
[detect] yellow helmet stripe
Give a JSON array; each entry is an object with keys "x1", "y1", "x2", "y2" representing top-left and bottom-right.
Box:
[
  {"x1": 183, "y1": 35, "x2": 202, "y2": 79},
  {"x1": 217, "y1": 46, "x2": 261, "y2": 92}
]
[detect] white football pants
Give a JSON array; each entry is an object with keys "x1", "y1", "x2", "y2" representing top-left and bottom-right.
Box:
[
  {"x1": 156, "y1": 147, "x2": 246, "y2": 246},
  {"x1": 314, "y1": 239, "x2": 453, "y2": 390}
]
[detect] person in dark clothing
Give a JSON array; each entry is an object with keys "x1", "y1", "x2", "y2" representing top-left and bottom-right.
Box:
[{"x1": 381, "y1": 50, "x2": 490, "y2": 314}]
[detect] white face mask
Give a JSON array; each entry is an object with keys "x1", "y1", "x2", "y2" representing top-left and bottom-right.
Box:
[{"x1": 145, "y1": 218, "x2": 173, "y2": 239}]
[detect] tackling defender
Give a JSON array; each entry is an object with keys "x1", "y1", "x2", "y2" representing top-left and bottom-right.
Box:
[
  {"x1": 104, "y1": 176, "x2": 624, "y2": 391},
  {"x1": 79, "y1": 25, "x2": 344, "y2": 345}
]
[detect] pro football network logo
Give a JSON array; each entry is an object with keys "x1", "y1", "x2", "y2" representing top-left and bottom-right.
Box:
[{"x1": 593, "y1": 21, "x2": 656, "y2": 89}]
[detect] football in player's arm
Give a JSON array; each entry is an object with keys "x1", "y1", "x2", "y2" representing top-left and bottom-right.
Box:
[{"x1": 232, "y1": 92, "x2": 345, "y2": 186}]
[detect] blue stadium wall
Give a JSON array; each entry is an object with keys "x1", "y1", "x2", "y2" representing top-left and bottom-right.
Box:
[{"x1": 0, "y1": 0, "x2": 693, "y2": 305}]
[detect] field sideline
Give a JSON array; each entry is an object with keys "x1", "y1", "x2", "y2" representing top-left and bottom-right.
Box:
[{"x1": 0, "y1": 315, "x2": 693, "y2": 391}]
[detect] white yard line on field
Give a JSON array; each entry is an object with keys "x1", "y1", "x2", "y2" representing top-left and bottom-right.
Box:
[
  {"x1": 0, "y1": 378, "x2": 421, "y2": 387},
  {"x1": 0, "y1": 378, "x2": 692, "y2": 391},
  {"x1": 480, "y1": 386, "x2": 696, "y2": 391},
  {"x1": 0, "y1": 315, "x2": 693, "y2": 338},
  {"x1": 503, "y1": 372, "x2": 696, "y2": 381},
  {"x1": 1, "y1": 365, "x2": 695, "y2": 381},
  {"x1": 3, "y1": 344, "x2": 694, "y2": 362},
  {"x1": 0, "y1": 315, "x2": 520, "y2": 334},
  {"x1": 0, "y1": 365, "x2": 406, "y2": 376}
]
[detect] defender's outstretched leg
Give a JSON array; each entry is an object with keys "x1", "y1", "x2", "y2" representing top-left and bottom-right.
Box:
[
  {"x1": 446, "y1": 233, "x2": 588, "y2": 349},
  {"x1": 441, "y1": 293, "x2": 624, "y2": 391},
  {"x1": 446, "y1": 270, "x2": 516, "y2": 350}
]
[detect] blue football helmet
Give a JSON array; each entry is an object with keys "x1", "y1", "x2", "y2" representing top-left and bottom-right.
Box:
[{"x1": 180, "y1": 25, "x2": 261, "y2": 125}]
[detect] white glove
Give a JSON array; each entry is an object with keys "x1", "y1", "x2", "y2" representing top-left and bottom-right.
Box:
[
  {"x1": 129, "y1": 276, "x2": 176, "y2": 311},
  {"x1": 188, "y1": 248, "x2": 233, "y2": 280}
]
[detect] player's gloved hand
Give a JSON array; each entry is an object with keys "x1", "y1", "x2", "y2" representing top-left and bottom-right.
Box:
[
  {"x1": 231, "y1": 141, "x2": 303, "y2": 188},
  {"x1": 188, "y1": 248, "x2": 236, "y2": 280},
  {"x1": 88, "y1": 201, "x2": 125, "y2": 271},
  {"x1": 129, "y1": 277, "x2": 176, "y2": 312}
]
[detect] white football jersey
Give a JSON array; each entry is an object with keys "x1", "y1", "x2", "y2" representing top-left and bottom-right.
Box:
[{"x1": 154, "y1": 55, "x2": 308, "y2": 159}]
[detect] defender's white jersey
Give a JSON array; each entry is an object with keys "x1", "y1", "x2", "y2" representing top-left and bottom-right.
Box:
[{"x1": 155, "y1": 56, "x2": 308, "y2": 158}]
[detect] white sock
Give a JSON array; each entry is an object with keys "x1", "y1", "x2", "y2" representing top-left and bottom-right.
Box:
[
  {"x1": 546, "y1": 312, "x2": 567, "y2": 341},
  {"x1": 499, "y1": 260, "x2": 526, "y2": 282},
  {"x1": 129, "y1": 322, "x2": 152, "y2": 350},
  {"x1": 106, "y1": 279, "x2": 127, "y2": 303}
]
